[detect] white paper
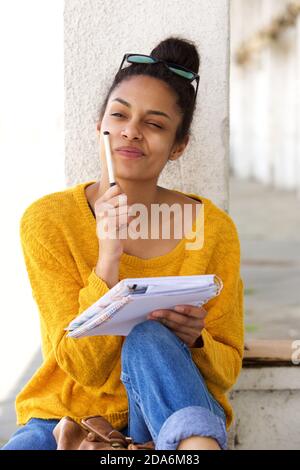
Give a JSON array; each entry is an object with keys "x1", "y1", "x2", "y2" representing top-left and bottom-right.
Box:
[{"x1": 66, "y1": 274, "x2": 222, "y2": 337}]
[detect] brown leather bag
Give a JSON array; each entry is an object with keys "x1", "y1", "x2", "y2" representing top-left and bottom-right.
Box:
[{"x1": 53, "y1": 416, "x2": 155, "y2": 450}]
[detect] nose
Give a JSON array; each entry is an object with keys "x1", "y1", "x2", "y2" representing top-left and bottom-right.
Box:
[{"x1": 121, "y1": 121, "x2": 142, "y2": 140}]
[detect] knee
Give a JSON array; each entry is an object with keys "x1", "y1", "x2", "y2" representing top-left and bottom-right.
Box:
[
  {"x1": 122, "y1": 319, "x2": 181, "y2": 362},
  {"x1": 125, "y1": 319, "x2": 169, "y2": 347}
]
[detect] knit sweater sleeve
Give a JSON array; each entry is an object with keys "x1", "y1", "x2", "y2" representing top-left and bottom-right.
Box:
[
  {"x1": 190, "y1": 215, "x2": 244, "y2": 394},
  {"x1": 20, "y1": 215, "x2": 123, "y2": 388}
]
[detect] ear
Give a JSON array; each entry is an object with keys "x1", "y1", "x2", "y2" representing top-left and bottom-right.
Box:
[
  {"x1": 96, "y1": 121, "x2": 102, "y2": 138},
  {"x1": 169, "y1": 135, "x2": 189, "y2": 161}
]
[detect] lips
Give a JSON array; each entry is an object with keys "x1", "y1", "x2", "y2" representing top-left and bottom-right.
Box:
[{"x1": 115, "y1": 146, "x2": 144, "y2": 157}]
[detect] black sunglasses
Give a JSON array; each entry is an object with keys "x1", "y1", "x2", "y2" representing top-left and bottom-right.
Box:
[{"x1": 118, "y1": 53, "x2": 200, "y2": 105}]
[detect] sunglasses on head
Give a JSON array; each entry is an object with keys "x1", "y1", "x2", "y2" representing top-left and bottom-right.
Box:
[{"x1": 118, "y1": 53, "x2": 200, "y2": 105}]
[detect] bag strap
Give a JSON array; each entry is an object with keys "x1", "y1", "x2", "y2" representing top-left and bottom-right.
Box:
[{"x1": 81, "y1": 416, "x2": 133, "y2": 448}]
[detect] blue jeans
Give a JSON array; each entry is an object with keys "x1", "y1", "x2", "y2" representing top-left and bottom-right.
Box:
[
  {"x1": 2, "y1": 320, "x2": 227, "y2": 450},
  {"x1": 1, "y1": 418, "x2": 59, "y2": 450},
  {"x1": 121, "y1": 320, "x2": 227, "y2": 450}
]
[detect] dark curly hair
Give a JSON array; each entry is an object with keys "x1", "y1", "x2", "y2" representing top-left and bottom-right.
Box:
[{"x1": 98, "y1": 36, "x2": 200, "y2": 146}]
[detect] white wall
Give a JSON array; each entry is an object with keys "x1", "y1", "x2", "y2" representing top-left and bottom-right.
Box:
[
  {"x1": 230, "y1": 0, "x2": 300, "y2": 196},
  {"x1": 0, "y1": 0, "x2": 64, "y2": 401}
]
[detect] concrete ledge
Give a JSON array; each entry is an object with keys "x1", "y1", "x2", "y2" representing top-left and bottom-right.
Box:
[
  {"x1": 229, "y1": 340, "x2": 300, "y2": 450},
  {"x1": 243, "y1": 339, "x2": 296, "y2": 367},
  {"x1": 235, "y1": 366, "x2": 300, "y2": 391}
]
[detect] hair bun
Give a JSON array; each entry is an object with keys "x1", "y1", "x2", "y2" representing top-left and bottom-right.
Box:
[{"x1": 150, "y1": 36, "x2": 200, "y2": 74}]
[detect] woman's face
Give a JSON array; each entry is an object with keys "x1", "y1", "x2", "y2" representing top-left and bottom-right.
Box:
[{"x1": 98, "y1": 75, "x2": 188, "y2": 183}]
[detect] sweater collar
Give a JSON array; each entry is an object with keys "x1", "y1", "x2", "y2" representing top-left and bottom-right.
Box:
[{"x1": 73, "y1": 180, "x2": 210, "y2": 268}]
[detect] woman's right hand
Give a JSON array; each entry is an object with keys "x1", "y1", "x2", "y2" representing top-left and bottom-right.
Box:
[{"x1": 94, "y1": 184, "x2": 135, "y2": 260}]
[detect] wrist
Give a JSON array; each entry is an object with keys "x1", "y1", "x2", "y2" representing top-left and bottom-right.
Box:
[
  {"x1": 97, "y1": 254, "x2": 121, "y2": 266},
  {"x1": 95, "y1": 256, "x2": 120, "y2": 288}
]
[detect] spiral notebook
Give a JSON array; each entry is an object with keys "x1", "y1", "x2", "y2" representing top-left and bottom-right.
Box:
[{"x1": 66, "y1": 274, "x2": 223, "y2": 337}]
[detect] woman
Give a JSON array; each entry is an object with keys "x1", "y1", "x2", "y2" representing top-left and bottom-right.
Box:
[{"x1": 2, "y1": 37, "x2": 244, "y2": 450}]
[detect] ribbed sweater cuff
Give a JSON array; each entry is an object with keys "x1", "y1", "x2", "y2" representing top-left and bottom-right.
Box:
[{"x1": 88, "y1": 268, "x2": 110, "y2": 299}]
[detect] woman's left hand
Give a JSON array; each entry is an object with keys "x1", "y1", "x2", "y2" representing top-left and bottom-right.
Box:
[{"x1": 147, "y1": 304, "x2": 207, "y2": 348}]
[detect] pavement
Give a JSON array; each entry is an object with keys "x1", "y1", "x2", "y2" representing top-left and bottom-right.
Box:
[
  {"x1": 229, "y1": 175, "x2": 300, "y2": 341},
  {"x1": 1, "y1": 175, "x2": 299, "y2": 446}
]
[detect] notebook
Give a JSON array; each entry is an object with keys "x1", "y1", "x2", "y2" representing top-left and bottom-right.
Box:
[{"x1": 66, "y1": 274, "x2": 223, "y2": 337}]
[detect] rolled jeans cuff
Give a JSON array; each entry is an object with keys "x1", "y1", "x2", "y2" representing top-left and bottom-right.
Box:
[{"x1": 155, "y1": 406, "x2": 228, "y2": 450}]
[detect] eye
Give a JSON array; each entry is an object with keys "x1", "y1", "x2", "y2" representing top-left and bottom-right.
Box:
[
  {"x1": 111, "y1": 113, "x2": 162, "y2": 129},
  {"x1": 147, "y1": 123, "x2": 162, "y2": 129}
]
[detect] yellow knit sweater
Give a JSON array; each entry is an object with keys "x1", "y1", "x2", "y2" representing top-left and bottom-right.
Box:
[{"x1": 17, "y1": 180, "x2": 244, "y2": 431}]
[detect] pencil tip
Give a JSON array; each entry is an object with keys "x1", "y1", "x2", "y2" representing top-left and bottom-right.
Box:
[{"x1": 103, "y1": 131, "x2": 110, "y2": 135}]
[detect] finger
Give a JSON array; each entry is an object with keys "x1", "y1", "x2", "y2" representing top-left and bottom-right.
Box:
[
  {"x1": 174, "y1": 304, "x2": 207, "y2": 319},
  {"x1": 109, "y1": 193, "x2": 128, "y2": 208},
  {"x1": 95, "y1": 193, "x2": 128, "y2": 214},
  {"x1": 103, "y1": 206, "x2": 139, "y2": 220},
  {"x1": 159, "y1": 313, "x2": 204, "y2": 332},
  {"x1": 116, "y1": 214, "x2": 139, "y2": 230},
  {"x1": 150, "y1": 309, "x2": 203, "y2": 328},
  {"x1": 100, "y1": 184, "x2": 123, "y2": 203},
  {"x1": 97, "y1": 214, "x2": 137, "y2": 235},
  {"x1": 99, "y1": 205, "x2": 130, "y2": 218},
  {"x1": 96, "y1": 207, "x2": 136, "y2": 226},
  {"x1": 116, "y1": 223, "x2": 130, "y2": 235},
  {"x1": 157, "y1": 317, "x2": 203, "y2": 337},
  {"x1": 111, "y1": 213, "x2": 139, "y2": 228},
  {"x1": 172, "y1": 330, "x2": 195, "y2": 348},
  {"x1": 96, "y1": 194, "x2": 128, "y2": 214}
]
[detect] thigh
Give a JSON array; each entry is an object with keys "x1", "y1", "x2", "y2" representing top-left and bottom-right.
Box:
[
  {"x1": 122, "y1": 320, "x2": 227, "y2": 421},
  {"x1": 1, "y1": 418, "x2": 59, "y2": 450},
  {"x1": 122, "y1": 320, "x2": 227, "y2": 446}
]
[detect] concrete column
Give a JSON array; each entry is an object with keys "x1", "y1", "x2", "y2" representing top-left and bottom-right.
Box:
[
  {"x1": 64, "y1": 0, "x2": 230, "y2": 211},
  {"x1": 296, "y1": 9, "x2": 300, "y2": 198},
  {"x1": 269, "y1": 0, "x2": 298, "y2": 191},
  {"x1": 230, "y1": 0, "x2": 300, "y2": 193}
]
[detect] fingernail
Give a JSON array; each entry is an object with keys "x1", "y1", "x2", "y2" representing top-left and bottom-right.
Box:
[
  {"x1": 151, "y1": 311, "x2": 160, "y2": 317},
  {"x1": 174, "y1": 306, "x2": 184, "y2": 313}
]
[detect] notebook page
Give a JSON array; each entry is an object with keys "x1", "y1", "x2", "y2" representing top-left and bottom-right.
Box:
[{"x1": 68, "y1": 283, "x2": 220, "y2": 337}]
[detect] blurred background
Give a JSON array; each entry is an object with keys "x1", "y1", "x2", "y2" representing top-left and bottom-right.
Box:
[
  {"x1": 0, "y1": 0, "x2": 64, "y2": 441},
  {"x1": 0, "y1": 0, "x2": 299, "y2": 445},
  {"x1": 230, "y1": 0, "x2": 300, "y2": 342}
]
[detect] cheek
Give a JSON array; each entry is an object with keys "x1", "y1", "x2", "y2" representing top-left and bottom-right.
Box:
[
  {"x1": 151, "y1": 133, "x2": 172, "y2": 154},
  {"x1": 101, "y1": 115, "x2": 113, "y2": 131},
  {"x1": 151, "y1": 144, "x2": 171, "y2": 167}
]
